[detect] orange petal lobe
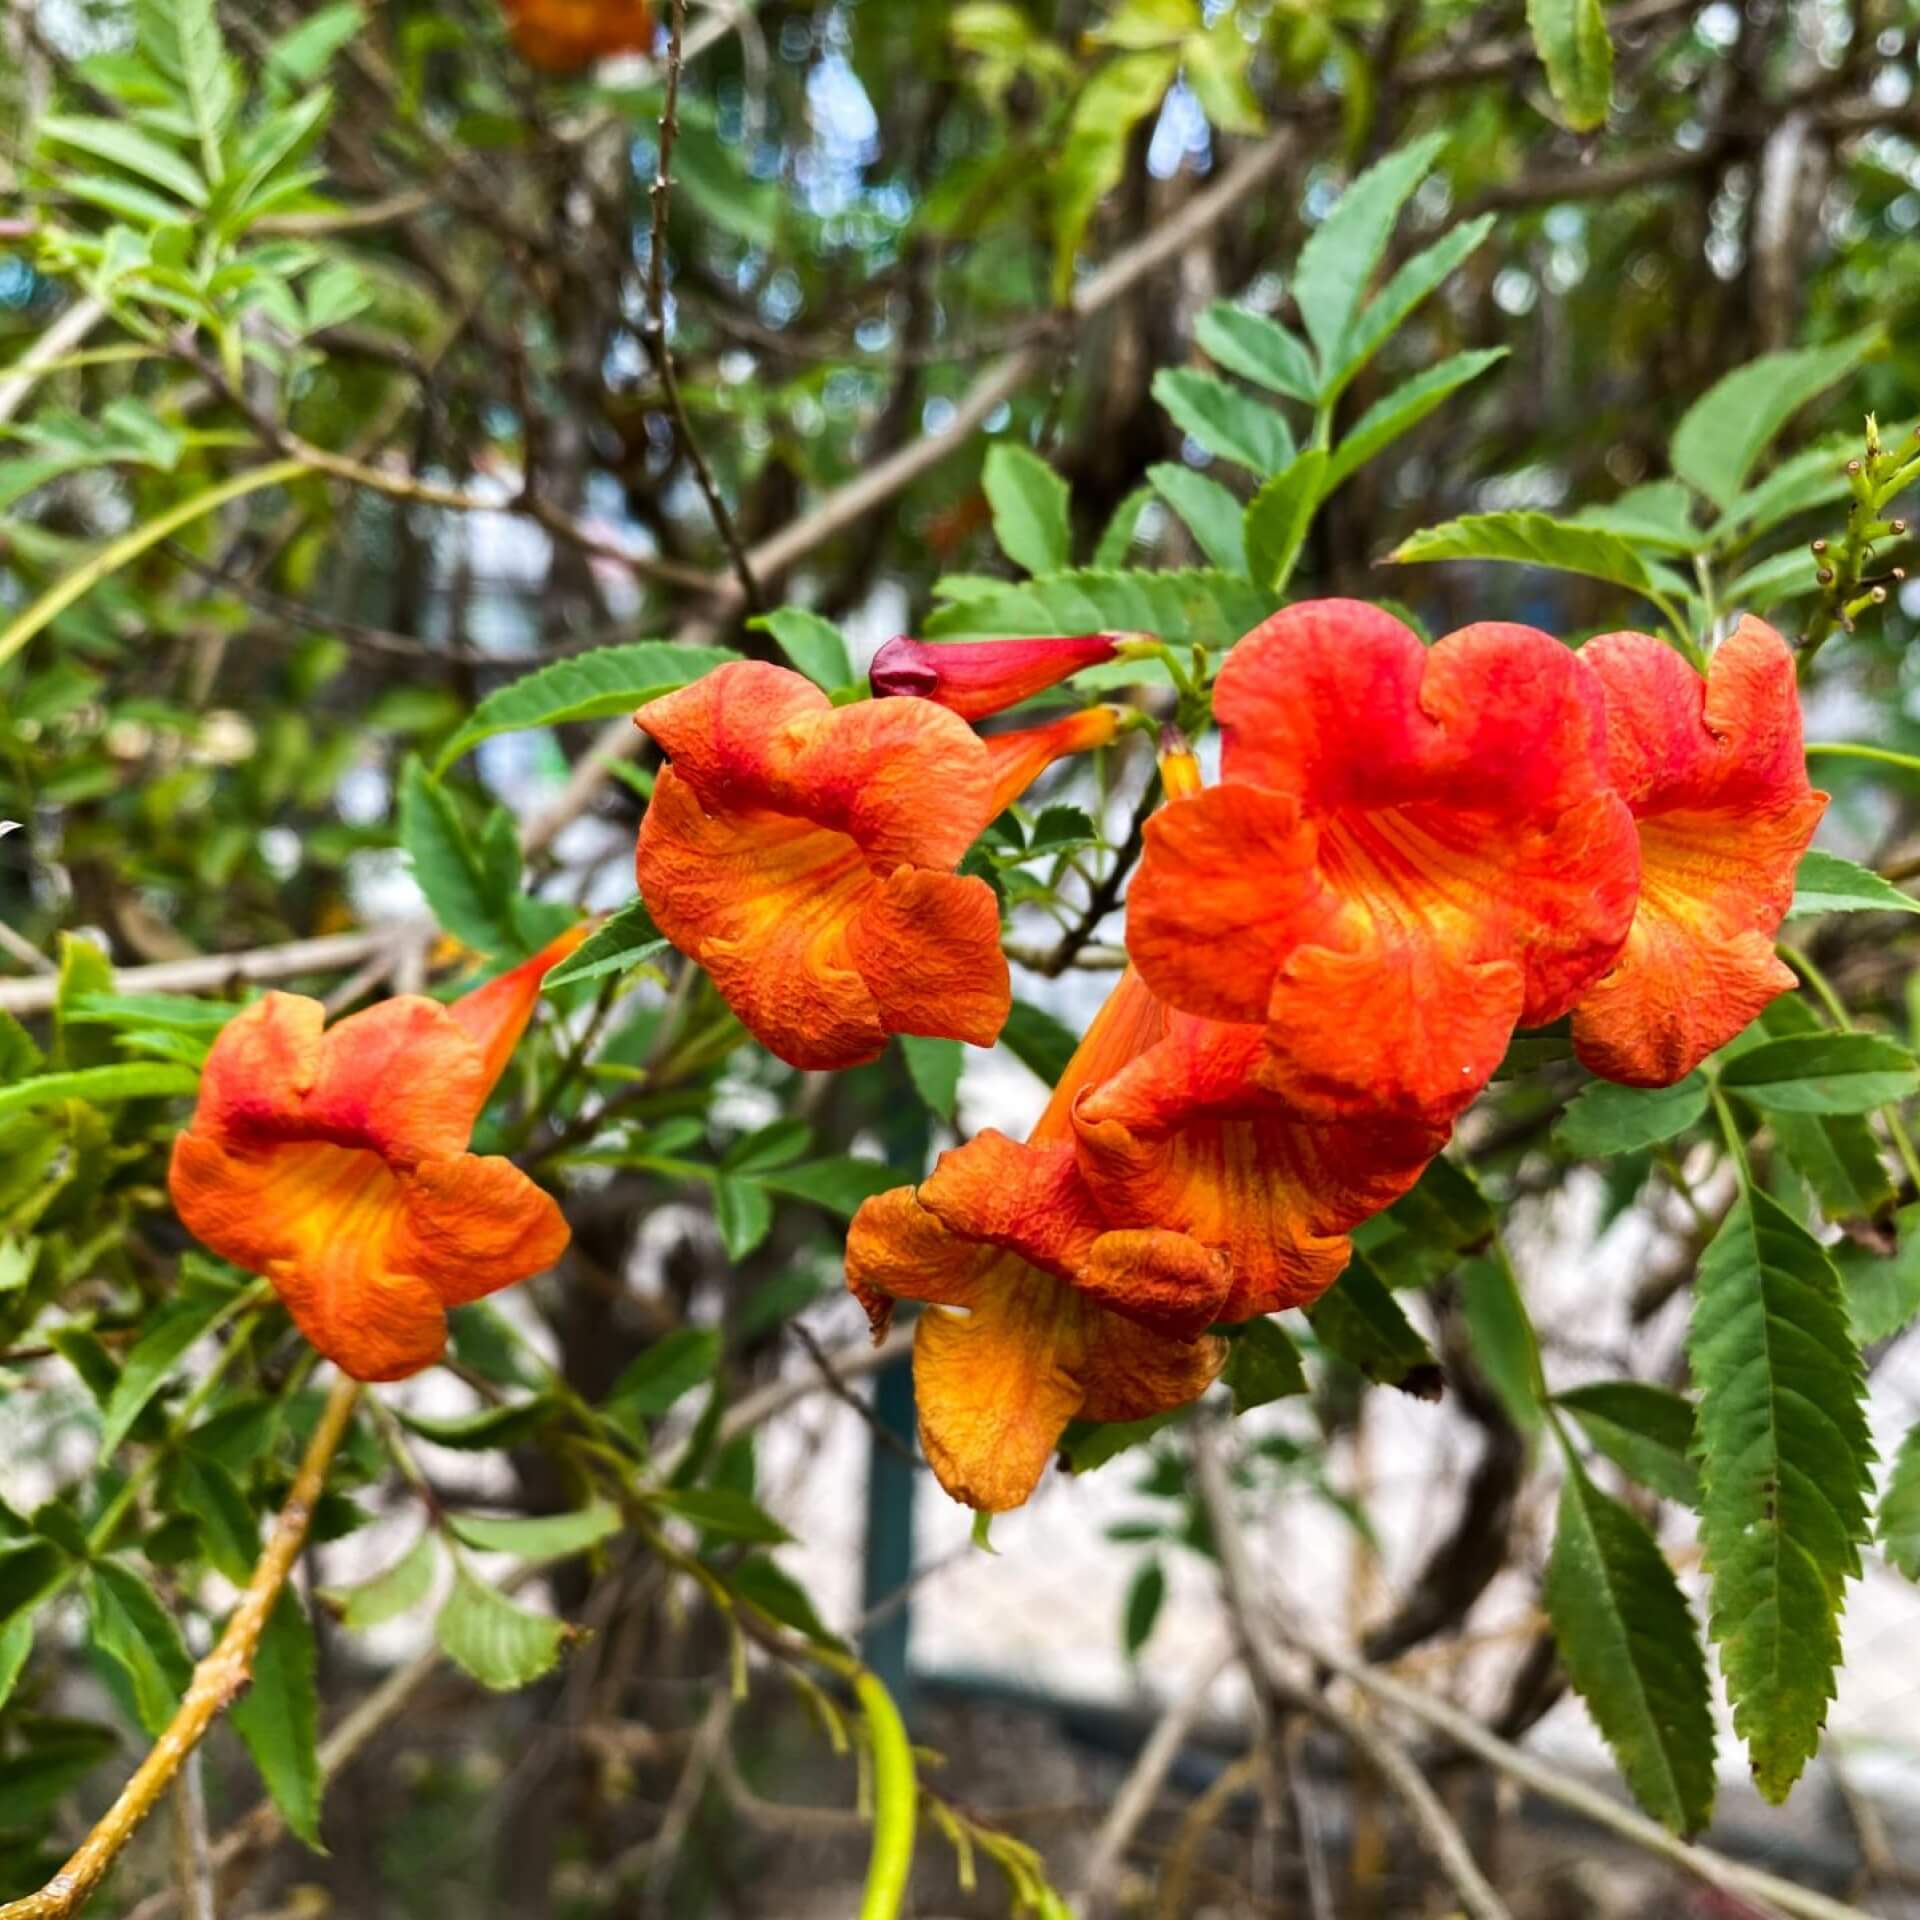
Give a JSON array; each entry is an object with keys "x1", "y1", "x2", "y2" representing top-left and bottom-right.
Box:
[
  {"x1": 305, "y1": 997, "x2": 489, "y2": 1164},
  {"x1": 636, "y1": 766, "x2": 886, "y2": 1069},
  {"x1": 191, "y1": 992, "x2": 324, "y2": 1144},
  {"x1": 846, "y1": 869, "x2": 1009, "y2": 1048},
  {"x1": 1572, "y1": 620, "x2": 1827, "y2": 1084},
  {"x1": 633, "y1": 661, "x2": 827, "y2": 813},
  {"x1": 400, "y1": 1155, "x2": 572, "y2": 1307}
]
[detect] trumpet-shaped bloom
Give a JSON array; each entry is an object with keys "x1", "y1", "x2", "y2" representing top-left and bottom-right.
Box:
[
  {"x1": 635, "y1": 661, "x2": 1118, "y2": 1070},
  {"x1": 1127, "y1": 600, "x2": 1641, "y2": 1126},
  {"x1": 1571, "y1": 618, "x2": 1827, "y2": 1085},
  {"x1": 169, "y1": 929, "x2": 584, "y2": 1383},
  {"x1": 846, "y1": 957, "x2": 1441, "y2": 1512},
  {"x1": 869, "y1": 633, "x2": 1125, "y2": 719},
  {"x1": 501, "y1": 0, "x2": 653, "y2": 69}
]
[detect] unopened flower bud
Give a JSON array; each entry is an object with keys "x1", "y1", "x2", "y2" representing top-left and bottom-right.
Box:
[{"x1": 869, "y1": 633, "x2": 1129, "y2": 720}]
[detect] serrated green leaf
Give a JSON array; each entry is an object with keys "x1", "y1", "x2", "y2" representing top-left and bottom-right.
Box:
[
  {"x1": 608, "y1": 1328, "x2": 721, "y2": 1416},
  {"x1": 1194, "y1": 303, "x2": 1317, "y2": 402},
  {"x1": 998, "y1": 999, "x2": 1079, "y2": 1089},
  {"x1": 749, "y1": 608, "x2": 855, "y2": 691},
  {"x1": 542, "y1": 899, "x2": 662, "y2": 990},
  {"x1": 1557, "y1": 1072, "x2": 1709, "y2": 1157},
  {"x1": 924, "y1": 566, "x2": 1276, "y2": 650},
  {"x1": 1390, "y1": 510, "x2": 1661, "y2": 599},
  {"x1": 1303, "y1": 1254, "x2": 1441, "y2": 1395},
  {"x1": 323, "y1": 1531, "x2": 439, "y2": 1631},
  {"x1": 432, "y1": 641, "x2": 739, "y2": 773},
  {"x1": 1292, "y1": 133, "x2": 1448, "y2": 377},
  {"x1": 1460, "y1": 1252, "x2": 1544, "y2": 1433},
  {"x1": 757, "y1": 1157, "x2": 898, "y2": 1218},
  {"x1": 1788, "y1": 848, "x2": 1920, "y2": 919},
  {"x1": 0, "y1": 1617, "x2": 32, "y2": 1714},
  {"x1": 1556, "y1": 1381, "x2": 1700, "y2": 1506},
  {"x1": 1332, "y1": 217, "x2": 1498, "y2": 397},
  {"x1": 99, "y1": 1289, "x2": 241, "y2": 1459},
  {"x1": 398, "y1": 763, "x2": 517, "y2": 956},
  {"x1": 450, "y1": 1504, "x2": 620, "y2": 1559},
  {"x1": 731, "y1": 1554, "x2": 844, "y2": 1647},
  {"x1": 1719, "y1": 1032, "x2": 1919, "y2": 1114},
  {"x1": 1324, "y1": 350, "x2": 1507, "y2": 493},
  {"x1": 1528, "y1": 0, "x2": 1613, "y2": 131},
  {"x1": 653, "y1": 1486, "x2": 791, "y2": 1543},
  {"x1": 263, "y1": 2, "x2": 364, "y2": 84},
  {"x1": 399, "y1": 1396, "x2": 555, "y2": 1451},
  {"x1": 713, "y1": 1174, "x2": 773, "y2": 1259},
  {"x1": 1224, "y1": 1318, "x2": 1308, "y2": 1412},
  {"x1": 1577, "y1": 479, "x2": 1703, "y2": 553},
  {"x1": 0, "y1": 1543, "x2": 67, "y2": 1628},
  {"x1": 1244, "y1": 449, "x2": 1328, "y2": 595},
  {"x1": 1051, "y1": 51, "x2": 1180, "y2": 300},
  {"x1": 1724, "y1": 549, "x2": 1821, "y2": 614},
  {"x1": 1059, "y1": 1406, "x2": 1186, "y2": 1472},
  {"x1": 1152, "y1": 369, "x2": 1295, "y2": 475},
  {"x1": 1093, "y1": 486, "x2": 1156, "y2": 568},
  {"x1": 436, "y1": 1565, "x2": 568, "y2": 1692},
  {"x1": 983, "y1": 444, "x2": 1073, "y2": 575},
  {"x1": 0, "y1": 1063, "x2": 199, "y2": 1120},
  {"x1": 1881, "y1": 1425, "x2": 1920, "y2": 1580},
  {"x1": 1769, "y1": 1108, "x2": 1893, "y2": 1223},
  {"x1": 0, "y1": 1724, "x2": 119, "y2": 1828},
  {"x1": 1123, "y1": 1558, "x2": 1165, "y2": 1657},
  {"x1": 901, "y1": 1034, "x2": 964, "y2": 1121},
  {"x1": 39, "y1": 115, "x2": 208, "y2": 207},
  {"x1": 230, "y1": 1593, "x2": 323, "y2": 1848},
  {"x1": 1691, "y1": 1190, "x2": 1873, "y2": 1800},
  {"x1": 88, "y1": 1560, "x2": 191, "y2": 1737},
  {"x1": 1835, "y1": 1204, "x2": 1920, "y2": 1344},
  {"x1": 1544, "y1": 1458, "x2": 1715, "y2": 1833},
  {"x1": 1669, "y1": 333, "x2": 1880, "y2": 511},
  {"x1": 1146, "y1": 463, "x2": 1246, "y2": 574}
]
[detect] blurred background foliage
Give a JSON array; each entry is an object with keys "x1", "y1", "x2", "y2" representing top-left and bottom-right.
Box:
[{"x1": 8, "y1": 1, "x2": 1920, "y2": 1916}]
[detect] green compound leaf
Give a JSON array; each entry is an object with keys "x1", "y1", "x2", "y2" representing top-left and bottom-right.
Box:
[
  {"x1": 1544, "y1": 1456, "x2": 1716, "y2": 1834},
  {"x1": 1690, "y1": 1191, "x2": 1874, "y2": 1801}
]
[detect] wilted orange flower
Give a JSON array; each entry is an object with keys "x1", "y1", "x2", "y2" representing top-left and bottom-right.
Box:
[
  {"x1": 847, "y1": 757, "x2": 1443, "y2": 1512},
  {"x1": 501, "y1": 0, "x2": 652, "y2": 70},
  {"x1": 169, "y1": 929, "x2": 585, "y2": 1383},
  {"x1": 635, "y1": 661, "x2": 1120, "y2": 1071},
  {"x1": 869, "y1": 633, "x2": 1126, "y2": 718},
  {"x1": 1127, "y1": 600, "x2": 1642, "y2": 1127},
  {"x1": 1571, "y1": 618, "x2": 1827, "y2": 1085}
]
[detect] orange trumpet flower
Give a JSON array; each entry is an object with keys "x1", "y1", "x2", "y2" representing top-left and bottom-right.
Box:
[
  {"x1": 169, "y1": 929, "x2": 586, "y2": 1383},
  {"x1": 1571, "y1": 618, "x2": 1827, "y2": 1085},
  {"x1": 500, "y1": 0, "x2": 653, "y2": 71},
  {"x1": 868, "y1": 633, "x2": 1127, "y2": 719},
  {"x1": 847, "y1": 756, "x2": 1444, "y2": 1513},
  {"x1": 634, "y1": 661, "x2": 1121, "y2": 1071},
  {"x1": 1127, "y1": 600, "x2": 1642, "y2": 1127}
]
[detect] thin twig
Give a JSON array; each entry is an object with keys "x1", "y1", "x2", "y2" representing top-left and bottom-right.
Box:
[
  {"x1": 167, "y1": 1755, "x2": 214, "y2": 1920},
  {"x1": 0, "y1": 918, "x2": 53, "y2": 975},
  {"x1": 0, "y1": 1377, "x2": 362, "y2": 1920},
  {"x1": 642, "y1": 0, "x2": 760, "y2": 608},
  {"x1": 791, "y1": 1321, "x2": 916, "y2": 1466},
  {"x1": 1077, "y1": 1648, "x2": 1234, "y2": 1915},
  {"x1": 1191, "y1": 1420, "x2": 1513, "y2": 1920}
]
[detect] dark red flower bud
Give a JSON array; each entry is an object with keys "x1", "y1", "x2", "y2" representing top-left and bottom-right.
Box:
[{"x1": 868, "y1": 633, "x2": 1130, "y2": 720}]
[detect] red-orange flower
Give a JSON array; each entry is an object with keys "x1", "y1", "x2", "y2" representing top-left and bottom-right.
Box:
[
  {"x1": 169, "y1": 930, "x2": 584, "y2": 1383},
  {"x1": 1571, "y1": 618, "x2": 1827, "y2": 1086},
  {"x1": 634, "y1": 661, "x2": 1119, "y2": 1071},
  {"x1": 846, "y1": 818, "x2": 1442, "y2": 1513},
  {"x1": 1127, "y1": 600, "x2": 1642, "y2": 1127},
  {"x1": 869, "y1": 633, "x2": 1126, "y2": 718},
  {"x1": 500, "y1": 0, "x2": 652, "y2": 70}
]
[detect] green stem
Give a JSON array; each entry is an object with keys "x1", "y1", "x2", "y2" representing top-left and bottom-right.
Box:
[
  {"x1": 853, "y1": 1666, "x2": 918, "y2": 1920},
  {"x1": 0, "y1": 459, "x2": 310, "y2": 672},
  {"x1": 1710, "y1": 1084, "x2": 1752, "y2": 1192},
  {"x1": 1804, "y1": 742, "x2": 1920, "y2": 775}
]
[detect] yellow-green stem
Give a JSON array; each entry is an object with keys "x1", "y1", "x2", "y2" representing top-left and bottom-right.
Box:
[{"x1": 853, "y1": 1666, "x2": 918, "y2": 1920}]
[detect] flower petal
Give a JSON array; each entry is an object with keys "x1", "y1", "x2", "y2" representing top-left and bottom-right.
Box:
[
  {"x1": 911, "y1": 1274, "x2": 1088, "y2": 1513},
  {"x1": 845, "y1": 1184, "x2": 1002, "y2": 1337},
  {"x1": 776, "y1": 696, "x2": 996, "y2": 870},
  {"x1": 846, "y1": 868, "x2": 1009, "y2": 1048},
  {"x1": 637, "y1": 766, "x2": 886, "y2": 1069},
  {"x1": 190, "y1": 992, "x2": 325, "y2": 1146},
  {"x1": 1130, "y1": 603, "x2": 1641, "y2": 1122},
  {"x1": 1075, "y1": 1013, "x2": 1442, "y2": 1318},
  {"x1": 399, "y1": 1155, "x2": 572, "y2": 1306},
  {"x1": 447, "y1": 924, "x2": 591, "y2": 1099},
  {"x1": 633, "y1": 662, "x2": 828, "y2": 814},
  {"x1": 981, "y1": 707, "x2": 1123, "y2": 817},
  {"x1": 306, "y1": 997, "x2": 490, "y2": 1165},
  {"x1": 1572, "y1": 620, "x2": 1827, "y2": 1084}
]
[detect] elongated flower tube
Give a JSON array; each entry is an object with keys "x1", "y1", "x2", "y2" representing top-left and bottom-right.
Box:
[
  {"x1": 1127, "y1": 601, "x2": 1642, "y2": 1127},
  {"x1": 634, "y1": 661, "x2": 1120, "y2": 1070},
  {"x1": 1571, "y1": 618, "x2": 1827, "y2": 1085},
  {"x1": 869, "y1": 633, "x2": 1127, "y2": 719},
  {"x1": 500, "y1": 0, "x2": 652, "y2": 69},
  {"x1": 169, "y1": 929, "x2": 586, "y2": 1383}
]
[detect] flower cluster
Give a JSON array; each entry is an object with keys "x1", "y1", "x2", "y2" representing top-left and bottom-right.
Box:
[
  {"x1": 843, "y1": 602, "x2": 1823, "y2": 1511},
  {"x1": 164, "y1": 600, "x2": 1822, "y2": 1505}
]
